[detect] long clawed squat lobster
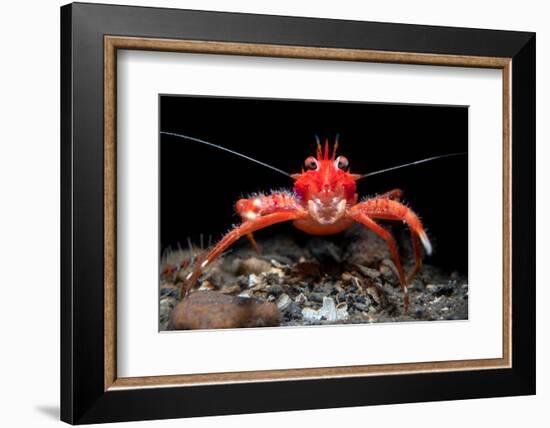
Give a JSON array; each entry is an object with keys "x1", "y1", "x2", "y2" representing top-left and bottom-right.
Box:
[{"x1": 168, "y1": 134, "x2": 442, "y2": 315}]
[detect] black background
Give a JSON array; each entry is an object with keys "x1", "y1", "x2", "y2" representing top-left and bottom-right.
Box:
[{"x1": 160, "y1": 95, "x2": 468, "y2": 274}]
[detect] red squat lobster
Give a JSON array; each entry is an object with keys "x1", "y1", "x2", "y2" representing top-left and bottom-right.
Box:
[{"x1": 165, "y1": 134, "x2": 443, "y2": 313}]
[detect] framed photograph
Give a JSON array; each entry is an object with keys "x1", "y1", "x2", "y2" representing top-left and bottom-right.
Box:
[{"x1": 61, "y1": 2, "x2": 535, "y2": 424}]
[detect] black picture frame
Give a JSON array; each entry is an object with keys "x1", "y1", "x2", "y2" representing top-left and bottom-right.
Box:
[{"x1": 61, "y1": 2, "x2": 535, "y2": 424}]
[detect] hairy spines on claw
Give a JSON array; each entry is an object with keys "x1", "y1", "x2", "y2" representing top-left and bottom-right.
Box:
[
  {"x1": 236, "y1": 191, "x2": 300, "y2": 222},
  {"x1": 357, "y1": 197, "x2": 432, "y2": 256}
]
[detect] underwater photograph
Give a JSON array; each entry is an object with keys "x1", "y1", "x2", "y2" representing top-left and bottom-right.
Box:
[{"x1": 158, "y1": 95, "x2": 468, "y2": 331}]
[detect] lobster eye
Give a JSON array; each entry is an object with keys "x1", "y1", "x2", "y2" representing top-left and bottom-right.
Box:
[
  {"x1": 335, "y1": 156, "x2": 349, "y2": 170},
  {"x1": 304, "y1": 156, "x2": 319, "y2": 170}
]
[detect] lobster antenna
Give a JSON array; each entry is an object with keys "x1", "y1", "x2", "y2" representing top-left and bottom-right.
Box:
[
  {"x1": 358, "y1": 152, "x2": 467, "y2": 180},
  {"x1": 161, "y1": 131, "x2": 292, "y2": 178}
]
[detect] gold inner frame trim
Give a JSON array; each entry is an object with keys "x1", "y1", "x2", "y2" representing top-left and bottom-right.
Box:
[{"x1": 104, "y1": 36, "x2": 512, "y2": 391}]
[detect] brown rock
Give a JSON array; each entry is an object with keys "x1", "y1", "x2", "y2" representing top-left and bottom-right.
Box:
[
  {"x1": 366, "y1": 283, "x2": 389, "y2": 308},
  {"x1": 219, "y1": 284, "x2": 242, "y2": 295},
  {"x1": 170, "y1": 291, "x2": 281, "y2": 330},
  {"x1": 340, "y1": 272, "x2": 353, "y2": 282},
  {"x1": 292, "y1": 261, "x2": 321, "y2": 279},
  {"x1": 236, "y1": 257, "x2": 272, "y2": 275}
]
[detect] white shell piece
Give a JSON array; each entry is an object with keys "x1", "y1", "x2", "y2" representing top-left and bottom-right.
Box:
[
  {"x1": 276, "y1": 293, "x2": 291, "y2": 310},
  {"x1": 247, "y1": 273, "x2": 261, "y2": 288},
  {"x1": 301, "y1": 297, "x2": 349, "y2": 322}
]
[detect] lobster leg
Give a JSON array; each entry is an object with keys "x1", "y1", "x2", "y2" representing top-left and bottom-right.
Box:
[
  {"x1": 351, "y1": 198, "x2": 431, "y2": 281},
  {"x1": 349, "y1": 212, "x2": 410, "y2": 312},
  {"x1": 407, "y1": 233, "x2": 423, "y2": 283},
  {"x1": 246, "y1": 233, "x2": 261, "y2": 254},
  {"x1": 372, "y1": 191, "x2": 423, "y2": 281},
  {"x1": 181, "y1": 210, "x2": 307, "y2": 298}
]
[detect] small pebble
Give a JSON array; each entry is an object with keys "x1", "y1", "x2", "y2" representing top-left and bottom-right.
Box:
[
  {"x1": 336, "y1": 302, "x2": 349, "y2": 319},
  {"x1": 265, "y1": 271, "x2": 283, "y2": 285},
  {"x1": 295, "y1": 293, "x2": 307, "y2": 304},
  {"x1": 367, "y1": 285, "x2": 386, "y2": 307},
  {"x1": 309, "y1": 292, "x2": 325, "y2": 303},
  {"x1": 270, "y1": 259, "x2": 287, "y2": 269},
  {"x1": 285, "y1": 302, "x2": 303, "y2": 319},
  {"x1": 432, "y1": 296, "x2": 443, "y2": 304},
  {"x1": 238, "y1": 290, "x2": 253, "y2": 298},
  {"x1": 433, "y1": 284, "x2": 454, "y2": 297},
  {"x1": 356, "y1": 265, "x2": 382, "y2": 279},
  {"x1": 379, "y1": 265, "x2": 392, "y2": 280},
  {"x1": 341, "y1": 272, "x2": 353, "y2": 282},
  {"x1": 160, "y1": 297, "x2": 174, "y2": 309},
  {"x1": 267, "y1": 284, "x2": 284, "y2": 297},
  {"x1": 248, "y1": 274, "x2": 261, "y2": 288},
  {"x1": 160, "y1": 288, "x2": 178, "y2": 298},
  {"x1": 302, "y1": 307, "x2": 322, "y2": 321},
  {"x1": 380, "y1": 259, "x2": 399, "y2": 282},
  {"x1": 276, "y1": 293, "x2": 291, "y2": 311},
  {"x1": 354, "y1": 302, "x2": 369, "y2": 312},
  {"x1": 220, "y1": 284, "x2": 241, "y2": 295},
  {"x1": 238, "y1": 257, "x2": 272, "y2": 275},
  {"x1": 302, "y1": 297, "x2": 349, "y2": 322},
  {"x1": 198, "y1": 280, "x2": 215, "y2": 291}
]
